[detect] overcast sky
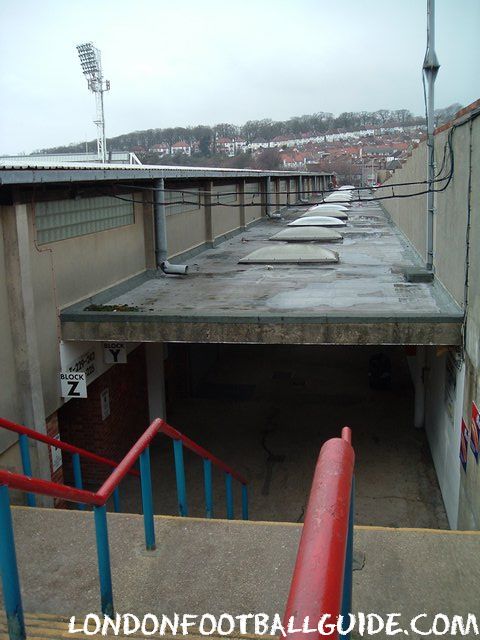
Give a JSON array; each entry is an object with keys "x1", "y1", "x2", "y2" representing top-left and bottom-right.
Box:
[{"x1": 1, "y1": 0, "x2": 478, "y2": 154}]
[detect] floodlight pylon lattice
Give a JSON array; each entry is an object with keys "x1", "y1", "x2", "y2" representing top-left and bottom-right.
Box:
[{"x1": 76, "y1": 42, "x2": 110, "y2": 163}]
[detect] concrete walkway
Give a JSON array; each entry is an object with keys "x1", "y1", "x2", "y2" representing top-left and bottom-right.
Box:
[
  {"x1": 2, "y1": 508, "x2": 479, "y2": 639},
  {"x1": 118, "y1": 344, "x2": 449, "y2": 529}
]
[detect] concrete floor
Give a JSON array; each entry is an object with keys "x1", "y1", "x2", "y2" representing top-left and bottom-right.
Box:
[
  {"x1": 118, "y1": 344, "x2": 448, "y2": 529},
  {"x1": 3, "y1": 508, "x2": 479, "y2": 640}
]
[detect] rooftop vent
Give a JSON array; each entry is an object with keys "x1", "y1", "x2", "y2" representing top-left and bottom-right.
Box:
[
  {"x1": 288, "y1": 216, "x2": 346, "y2": 228},
  {"x1": 324, "y1": 193, "x2": 352, "y2": 203},
  {"x1": 307, "y1": 204, "x2": 350, "y2": 212},
  {"x1": 302, "y1": 210, "x2": 348, "y2": 220},
  {"x1": 269, "y1": 227, "x2": 343, "y2": 243},
  {"x1": 239, "y1": 245, "x2": 339, "y2": 264}
]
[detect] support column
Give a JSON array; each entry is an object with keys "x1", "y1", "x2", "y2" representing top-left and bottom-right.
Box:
[
  {"x1": 204, "y1": 180, "x2": 214, "y2": 246},
  {"x1": 239, "y1": 179, "x2": 246, "y2": 229},
  {"x1": 298, "y1": 175, "x2": 303, "y2": 201},
  {"x1": 145, "y1": 343, "x2": 166, "y2": 422},
  {"x1": 273, "y1": 178, "x2": 279, "y2": 209},
  {"x1": 265, "y1": 177, "x2": 272, "y2": 217},
  {"x1": 414, "y1": 346, "x2": 426, "y2": 429},
  {"x1": 2, "y1": 203, "x2": 51, "y2": 502}
]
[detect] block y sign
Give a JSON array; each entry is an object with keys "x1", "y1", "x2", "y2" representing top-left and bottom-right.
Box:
[
  {"x1": 60, "y1": 372, "x2": 87, "y2": 398},
  {"x1": 103, "y1": 342, "x2": 127, "y2": 364}
]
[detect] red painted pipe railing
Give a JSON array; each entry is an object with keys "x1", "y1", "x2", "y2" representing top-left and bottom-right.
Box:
[
  {"x1": 283, "y1": 427, "x2": 355, "y2": 639},
  {"x1": 0, "y1": 417, "x2": 139, "y2": 478},
  {"x1": 0, "y1": 418, "x2": 246, "y2": 506},
  {"x1": 0, "y1": 468, "x2": 102, "y2": 505},
  {"x1": 160, "y1": 421, "x2": 248, "y2": 484},
  {"x1": 97, "y1": 418, "x2": 163, "y2": 501}
]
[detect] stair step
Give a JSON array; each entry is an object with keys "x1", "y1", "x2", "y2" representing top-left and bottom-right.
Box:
[{"x1": 0, "y1": 613, "x2": 260, "y2": 640}]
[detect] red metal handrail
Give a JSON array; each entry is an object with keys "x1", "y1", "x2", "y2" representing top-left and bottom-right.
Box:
[
  {"x1": 0, "y1": 468, "x2": 102, "y2": 505},
  {"x1": 0, "y1": 417, "x2": 139, "y2": 478},
  {"x1": 0, "y1": 422, "x2": 164, "y2": 506},
  {"x1": 160, "y1": 421, "x2": 248, "y2": 484},
  {"x1": 97, "y1": 418, "x2": 163, "y2": 501},
  {"x1": 283, "y1": 427, "x2": 354, "y2": 639},
  {"x1": 0, "y1": 418, "x2": 247, "y2": 505}
]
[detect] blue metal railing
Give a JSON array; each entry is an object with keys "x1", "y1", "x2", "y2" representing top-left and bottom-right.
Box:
[
  {"x1": 0, "y1": 417, "x2": 144, "y2": 514},
  {"x1": 162, "y1": 421, "x2": 249, "y2": 522},
  {"x1": 0, "y1": 417, "x2": 249, "y2": 640}
]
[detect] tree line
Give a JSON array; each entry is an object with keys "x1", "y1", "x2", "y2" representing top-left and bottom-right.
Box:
[{"x1": 38, "y1": 104, "x2": 461, "y2": 156}]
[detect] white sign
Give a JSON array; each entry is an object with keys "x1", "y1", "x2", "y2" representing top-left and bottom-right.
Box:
[
  {"x1": 103, "y1": 342, "x2": 127, "y2": 364},
  {"x1": 68, "y1": 349, "x2": 96, "y2": 380},
  {"x1": 60, "y1": 371, "x2": 87, "y2": 398},
  {"x1": 100, "y1": 388, "x2": 111, "y2": 420},
  {"x1": 51, "y1": 435, "x2": 63, "y2": 472}
]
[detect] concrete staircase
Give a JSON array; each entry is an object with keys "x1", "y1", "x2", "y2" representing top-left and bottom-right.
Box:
[
  {"x1": 0, "y1": 612, "x2": 257, "y2": 640},
  {"x1": 2, "y1": 507, "x2": 480, "y2": 639}
]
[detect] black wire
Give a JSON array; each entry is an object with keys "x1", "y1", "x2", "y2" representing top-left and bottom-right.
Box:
[{"x1": 106, "y1": 110, "x2": 479, "y2": 209}]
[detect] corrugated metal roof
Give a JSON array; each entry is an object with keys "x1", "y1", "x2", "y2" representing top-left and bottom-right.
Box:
[{"x1": 0, "y1": 161, "x2": 333, "y2": 186}]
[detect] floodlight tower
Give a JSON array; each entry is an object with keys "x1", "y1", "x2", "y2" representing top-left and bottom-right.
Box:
[{"x1": 76, "y1": 42, "x2": 110, "y2": 163}]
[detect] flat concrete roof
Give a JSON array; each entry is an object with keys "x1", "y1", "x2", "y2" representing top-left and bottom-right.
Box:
[{"x1": 61, "y1": 199, "x2": 463, "y2": 345}]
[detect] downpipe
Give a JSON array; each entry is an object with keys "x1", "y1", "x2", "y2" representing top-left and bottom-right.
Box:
[
  {"x1": 161, "y1": 261, "x2": 188, "y2": 275},
  {"x1": 265, "y1": 176, "x2": 282, "y2": 220},
  {"x1": 153, "y1": 178, "x2": 188, "y2": 275}
]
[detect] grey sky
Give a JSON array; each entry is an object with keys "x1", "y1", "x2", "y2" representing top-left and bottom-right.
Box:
[{"x1": 1, "y1": 0, "x2": 478, "y2": 154}]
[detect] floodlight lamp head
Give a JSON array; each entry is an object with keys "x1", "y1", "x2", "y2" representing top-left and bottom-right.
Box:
[{"x1": 77, "y1": 42, "x2": 101, "y2": 78}]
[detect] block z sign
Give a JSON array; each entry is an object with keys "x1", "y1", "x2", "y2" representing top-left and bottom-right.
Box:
[{"x1": 60, "y1": 372, "x2": 87, "y2": 399}]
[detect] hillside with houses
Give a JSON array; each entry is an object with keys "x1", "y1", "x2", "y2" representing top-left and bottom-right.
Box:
[{"x1": 37, "y1": 104, "x2": 460, "y2": 185}]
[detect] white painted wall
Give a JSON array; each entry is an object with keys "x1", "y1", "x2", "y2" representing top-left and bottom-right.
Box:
[{"x1": 424, "y1": 348, "x2": 464, "y2": 528}]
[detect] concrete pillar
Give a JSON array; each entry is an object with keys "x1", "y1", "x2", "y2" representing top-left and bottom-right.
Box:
[
  {"x1": 239, "y1": 179, "x2": 246, "y2": 229},
  {"x1": 265, "y1": 177, "x2": 272, "y2": 217},
  {"x1": 2, "y1": 203, "x2": 51, "y2": 503},
  {"x1": 145, "y1": 343, "x2": 166, "y2": 422},
  {"x1": 414, "y1": 346, "x2": 426, "y2": 429},
  {"x1": 298, "y1": 175, "x2": 303, "y2": 201},
  {"x1": 142, "y1": 191, "x2": 156, "y2": 269},
  {"x1": 204, "y1": 180, "x2": 214, "y2": 246}
]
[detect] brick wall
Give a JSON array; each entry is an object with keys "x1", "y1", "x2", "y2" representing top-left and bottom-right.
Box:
[{"x1": 58, "y1": 345, "x2": 150, "y2": 489}]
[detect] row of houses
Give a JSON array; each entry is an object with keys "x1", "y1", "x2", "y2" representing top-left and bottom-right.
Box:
[
  {"x1": 144, "y1": 138, "x2": 248, "y2": 158},
  {"x1": 132, "y1": 125, "x2": 425, "y2": 159}
]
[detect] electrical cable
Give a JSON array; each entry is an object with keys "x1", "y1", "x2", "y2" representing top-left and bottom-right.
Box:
[{"x1": 102, "y1": 109, "x2": 479, "y2": 209}]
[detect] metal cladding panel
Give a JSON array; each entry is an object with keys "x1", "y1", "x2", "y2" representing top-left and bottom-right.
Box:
[
  {"x1": 269, "y1": 227, "x2": 343, "y2": 242},
  {"x1": 288, "y1": 216, "x2": 346, "y2": 228},
  {"x1": 302, "y1": 210, "x2": 348, "y2": 220},
  {"x1": 239, "y1": 245, "x2": 339, "y2": 264}
]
